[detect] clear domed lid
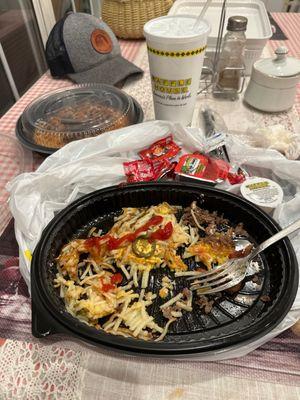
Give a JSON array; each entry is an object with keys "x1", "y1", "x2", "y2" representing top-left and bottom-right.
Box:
[{"x1": 20, "y1": 84, "x2": 139, "y2": 150}]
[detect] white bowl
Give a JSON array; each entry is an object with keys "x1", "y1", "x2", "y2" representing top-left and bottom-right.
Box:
[{"x1": 244, "y1": 47, "x2": 300, "y2": 112}]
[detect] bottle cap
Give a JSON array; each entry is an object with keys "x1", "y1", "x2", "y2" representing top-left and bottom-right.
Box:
[{"x1": 227, "y1": 16, "x2": 248, "y2": 32}]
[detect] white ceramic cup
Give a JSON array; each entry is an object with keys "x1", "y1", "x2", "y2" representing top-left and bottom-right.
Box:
[{"x1": 144, "y1": 15, "x2": 210, "y2": 126}]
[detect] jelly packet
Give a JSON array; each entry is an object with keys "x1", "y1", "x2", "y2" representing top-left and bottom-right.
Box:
[{"x1": 174, "y1": 154, "x2": 230, "y2": 184}]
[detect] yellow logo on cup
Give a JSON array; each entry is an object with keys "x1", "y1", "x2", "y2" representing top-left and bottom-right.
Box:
[
  {"x1": 147, "y1": 45, "x2": 207, "y2": 58},
  {"x1": 152, "y1": 76, "x2": 192, "y2": 94}
]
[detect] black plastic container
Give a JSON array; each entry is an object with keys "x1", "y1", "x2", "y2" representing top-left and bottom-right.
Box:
[{"x1": 31, "y1": 182, "x2": 298, "y2": 356}]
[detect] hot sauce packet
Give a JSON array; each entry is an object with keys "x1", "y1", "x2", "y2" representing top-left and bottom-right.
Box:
[{"x1": 139, "y1": 135, "x2": 181, "y2": 162}]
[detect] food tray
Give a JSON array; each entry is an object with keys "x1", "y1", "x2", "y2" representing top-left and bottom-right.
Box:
[
  {"x1": 168, "y1": 0, "x2": 272, "y2": 75},
  {"x1": 31, "y1": 182, "x2": 298, "y2": 357},
  {"x1": 16, "y1": 84, "x2": 144, "y2": 154}
]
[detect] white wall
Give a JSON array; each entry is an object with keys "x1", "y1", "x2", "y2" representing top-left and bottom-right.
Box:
[
  {"x1": 230, "y1": 0, "x2": 285, "y2": 12},
  {"x1": 260, "y1": 0, "x2": 286, "y2": 12}
]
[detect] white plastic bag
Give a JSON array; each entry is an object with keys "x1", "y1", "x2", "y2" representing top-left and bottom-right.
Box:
[
  {"x1": 8, "y1": 121, "x2": 215, "y2": 285},
  {"x1": 249, "y1": 124, "x2": 300, "y2": 160},
  {"x1": 7, "y1": 120, "x2": 300, "y2": 359}
]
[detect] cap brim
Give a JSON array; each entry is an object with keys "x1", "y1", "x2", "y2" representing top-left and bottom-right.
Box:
[{"x1": 68, "y1": 55, "x2": 143, "y2": 86}]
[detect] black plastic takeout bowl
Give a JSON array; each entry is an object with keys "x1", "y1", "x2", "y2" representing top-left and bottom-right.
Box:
[{"x1": 31, "y1": 182, "x2": 298, "y2": 356}]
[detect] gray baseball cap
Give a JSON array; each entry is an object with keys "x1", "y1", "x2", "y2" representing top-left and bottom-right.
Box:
[{"x1": 46, "y1": 12, "x2": 143, "y2": 86}]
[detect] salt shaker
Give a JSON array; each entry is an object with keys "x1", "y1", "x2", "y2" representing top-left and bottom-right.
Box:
[{"x1": 216, "y1": 16, "x2": 248, "y2": 96}]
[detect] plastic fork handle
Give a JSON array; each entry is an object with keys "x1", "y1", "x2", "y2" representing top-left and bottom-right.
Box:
[{"x1": 251, "y1": 219, "x2": 300, "y2": 259}]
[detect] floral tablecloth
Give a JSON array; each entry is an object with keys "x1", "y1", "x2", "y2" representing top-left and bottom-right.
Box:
[{"x1": 0, "y1": 14, "x2": 299, "y2": 400}]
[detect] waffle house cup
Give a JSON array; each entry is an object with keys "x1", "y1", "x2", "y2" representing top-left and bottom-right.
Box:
[{"x1": 144, "y1": 15, "x2": 210, "y2": 126}]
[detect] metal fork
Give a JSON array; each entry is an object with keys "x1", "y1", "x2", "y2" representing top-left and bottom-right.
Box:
[{"x1": 188, "y1": 219, "x2": 300, "y2": 294}]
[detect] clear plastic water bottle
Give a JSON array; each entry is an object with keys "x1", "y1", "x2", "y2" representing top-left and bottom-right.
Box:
[{"x1": 216, "y1": 16, "x2": 248, "y2": 94}]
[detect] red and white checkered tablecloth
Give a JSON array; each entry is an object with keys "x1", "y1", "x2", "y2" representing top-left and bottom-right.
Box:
[
  {"x1": 0, "y1": 135, "x2": 26, "y2": 232},
  {"x1": 269, "y1": 13, "x2": 300, "y2": 116}
]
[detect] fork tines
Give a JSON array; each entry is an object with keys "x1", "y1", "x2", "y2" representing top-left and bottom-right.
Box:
[{"x1": 189, "y1": 261, "x2": 245, "y2": 293}]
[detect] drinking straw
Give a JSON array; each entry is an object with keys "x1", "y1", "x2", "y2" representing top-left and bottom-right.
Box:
[{"x1": 193, "y1": 0, "x2": 213, "y2": 29}]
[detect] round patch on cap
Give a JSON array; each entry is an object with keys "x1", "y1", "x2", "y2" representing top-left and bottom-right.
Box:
[{"x1": 91, "y1": 29, "x2": 113, "y2": 54}]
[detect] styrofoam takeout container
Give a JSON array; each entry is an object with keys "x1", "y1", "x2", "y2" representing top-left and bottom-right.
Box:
[{"x1": 168, "y1": 0, "x2": 272, "y2": 75}]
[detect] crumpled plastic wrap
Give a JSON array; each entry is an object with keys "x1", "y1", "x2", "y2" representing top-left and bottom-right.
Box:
[
  {"x1": 249, "y1": 124, "x2": 300, "y2": 160},
  {"x1": 7, "y1": 120, "x2": 300, "y2": 360}
]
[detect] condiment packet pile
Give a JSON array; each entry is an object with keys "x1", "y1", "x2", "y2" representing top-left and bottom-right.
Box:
[
  {"x1": 123, "y1": 136, "x2": 179, "y2": 182},
  {"x1": 123, "y1": 135, "x2": 248, "y2": 186}
]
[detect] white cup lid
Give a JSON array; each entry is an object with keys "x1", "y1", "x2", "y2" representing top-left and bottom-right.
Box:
[{"x1": 143, "y1": 15, "x2": 210, "y2": 43}]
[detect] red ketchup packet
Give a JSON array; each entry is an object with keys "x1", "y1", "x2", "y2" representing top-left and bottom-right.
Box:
[
  {"x1": 175, "y1": 154, "x2": 230, "y2": 184},
  {"x1": 123, "y1": 158, "x2": 177, "y2": 183},
  {"x1": 123, "y1": 160, "x2": 156, "y2": 183},
  {"x1": 139, "y1": 135, "x2": 181, "y2": 162},
  {"x1": 210, "y1": 158, "x2": 230, "y2": 181},
  {"x1": 153, "y1": 158, "x2": 173, "y2": 179},
  {"x1": 227, "y1": 168, "x2": 247, "y2": 185}
]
